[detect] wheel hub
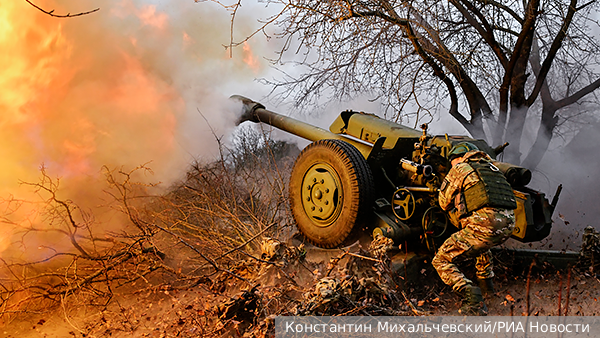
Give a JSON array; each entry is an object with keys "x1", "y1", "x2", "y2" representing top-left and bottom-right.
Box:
[
  {"x1": 392, "y1": 188, "x2": 415, "y2": 220},
  {"x1": 301, "y1": 163, "x2": 342, "y2": 226}
]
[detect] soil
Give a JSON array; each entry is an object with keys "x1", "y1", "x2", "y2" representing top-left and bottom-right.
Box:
[{"x1": 4, "y1": 234, "x2": 600, "y2": 338}]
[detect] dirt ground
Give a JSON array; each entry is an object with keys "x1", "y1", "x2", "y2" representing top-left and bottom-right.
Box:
[
  {"x1": 416, "y1": 256, "x2": 600, "y2": 317},
  {"x1": 3, "y1": 234, "x2": 600, "y2": 338}
]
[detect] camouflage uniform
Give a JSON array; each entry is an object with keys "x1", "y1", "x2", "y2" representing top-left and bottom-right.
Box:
[{"x1": 432, "y1": 151, "x2": 516, "y2": 292}]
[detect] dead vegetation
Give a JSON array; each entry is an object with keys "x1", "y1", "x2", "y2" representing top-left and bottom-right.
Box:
[
  {"x1": 0, "y1": 164, "x2": 169, "y2": 322},
  {"x1": 1, "y1": 127, "x2": 600, "y2": 337},
  {"x1": 0, "y1": 127, "x2": 299, "y2": 334}
]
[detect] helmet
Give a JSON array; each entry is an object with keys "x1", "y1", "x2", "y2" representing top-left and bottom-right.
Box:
[{"x1": 448, "y1": 142, "x2": 479, "y2": 160}]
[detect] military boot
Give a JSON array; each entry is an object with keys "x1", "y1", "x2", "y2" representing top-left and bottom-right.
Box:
[
  {"x1": 478, "y1": 278, "x2": 495, "y2": 296},
  {"x1": 458, "y1": 284, "x2": 488, "y2": 316}
]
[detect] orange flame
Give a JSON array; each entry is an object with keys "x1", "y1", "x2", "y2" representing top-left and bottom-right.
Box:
[
  {"x1": 0, "y1": 1, "x2": 185, "y2": 254},
  {"x1": 0, "y1": 1, "x2": 185, "y2": 184},
  {"x1": 0, "y1": 0, "x2": 268, "y2": 256},
  {"x1": 242, "y1": 41, "x2": 261, "y2": 74}
]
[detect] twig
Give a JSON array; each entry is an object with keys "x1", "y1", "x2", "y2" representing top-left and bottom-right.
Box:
[
  {"x1": 61, "y1": 294, "x2": 85, "y2": 334},
  {"x1": 345, "y1": 251, "x2": 380, "y2": 262},
  {"x1": 24, "y1": 0, "x2": 99, "y2": 18},
  {"x1": 335, "y1": 304, "x2": 369, "y2": 316},
  {"x1": 404, "y1": 241, "x2": 409, "y2": 284},
  {"x1": 401, "y1": 290, "x2": 427, "y2": 316},
  {"x1": 526, "y1": 260, "x2": 535, "y2": 316},
  {"x1": 153, "y1": 223, "x2": 251, "y2": 286},
  {"x1": 564, "y1": 267, "x2": 571, "y2": 316},
  {"x1": 228, "y1": 1, "x2": 242, "y2": 58},
  {"x1": 557, "y1": 271, "x2": 562, "y2": 316},
  {"x1": 325, "y1": 249, "x2": 380, "y2": 278}
]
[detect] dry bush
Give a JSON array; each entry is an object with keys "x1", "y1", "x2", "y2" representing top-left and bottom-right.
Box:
[
  {"x1": 0, "y1": 127, "x2": 299, "y2": 327},
  {"x1": 0, "y1": 165, "x2": 171, "y2": 324},
  {"x1": 153, "y1": 126, "x2": 299, "y2": 281}
]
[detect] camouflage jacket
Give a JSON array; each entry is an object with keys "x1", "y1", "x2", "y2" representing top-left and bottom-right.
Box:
[{"x1": 438, "y1": 150, "x2": 493, "y2": 215}]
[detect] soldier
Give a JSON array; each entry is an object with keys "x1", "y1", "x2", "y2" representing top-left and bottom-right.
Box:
[{"x1": 432, "y1": 142, "x2": 517, "y2": 315}]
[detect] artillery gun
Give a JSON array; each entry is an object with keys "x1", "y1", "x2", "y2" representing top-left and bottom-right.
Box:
[{"x1": 232, "y1": 95, "x2": 562, "y2": 253}]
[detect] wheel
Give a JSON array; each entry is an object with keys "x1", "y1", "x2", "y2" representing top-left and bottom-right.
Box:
[
  {"x1": 391, "y1": 188, "x2": 415, "y2": 220},
  {"x1": 422, "y1": 206, "x2": 448, "y2": 238},
  {"x1": 422, "y1": 206, "x2": 449, "y2": 252},
  {"x1": 289, "y1": 139, "x2": 374, "y2": 248}
]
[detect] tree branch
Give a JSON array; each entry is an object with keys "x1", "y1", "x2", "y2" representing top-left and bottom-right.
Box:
[
  {"x1": 556, "y1": 77, "x2": 600, "y2": 108},
  {"x1": 24, "y1": 0, "x2": 99, "y2": 18},
  {"x1": 526, "y1": 0, "x2": 578, "y2": 106},
  {"x1": 473, "y1": 0, "x2": 524, "y2": 24},
  {"x1": 372, "y1": 3, "x2": 468, "y2": 129},
  {"x1": 402, "y1": 3, "x2": 491, "y2": 136},
  {"x1": 451, "y1": 0, "x2": 509, "y2": 67},
  {"x1": 495, "y1": 0, "x2": 539, "y2": 143}
]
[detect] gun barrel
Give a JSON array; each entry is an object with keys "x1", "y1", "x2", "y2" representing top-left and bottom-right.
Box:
[{"x1": 231, "y1": 95, "x2": 372, "y2": 157}]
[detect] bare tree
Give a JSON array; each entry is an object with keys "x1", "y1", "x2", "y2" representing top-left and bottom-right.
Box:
[{"x1": 209, "y1": 0, "x2": 600, "y2": 168}]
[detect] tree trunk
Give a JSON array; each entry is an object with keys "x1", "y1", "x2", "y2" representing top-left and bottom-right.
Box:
[
  {"x1": 504, "y1": 104, "x2": 529, "y2": 164},
  {"x1": 521, "y1": 105, "x2": 558, "y2": 170}
]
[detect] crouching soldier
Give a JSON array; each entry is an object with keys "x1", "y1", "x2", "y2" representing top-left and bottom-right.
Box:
[{"x1": 432, "y1": 142, "x2": 517, "y2": 315}]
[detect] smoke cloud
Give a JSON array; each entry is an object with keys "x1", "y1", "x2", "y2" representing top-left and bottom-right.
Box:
[
  {"x1": 0, "y1": 0, "x2": 271, "y2": 255},
  {"x1": 524, "y1": 121, "x2": 600, "y2": 251}
]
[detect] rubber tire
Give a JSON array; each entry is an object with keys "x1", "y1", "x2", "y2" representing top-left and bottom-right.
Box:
[{"x1": 289, "y1": 139, "x2": 374, "y2": 248}]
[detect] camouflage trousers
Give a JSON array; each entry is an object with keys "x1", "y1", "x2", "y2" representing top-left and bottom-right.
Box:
[{"x1": 432, "y1": 207, "x2": 515, "y2": 292}]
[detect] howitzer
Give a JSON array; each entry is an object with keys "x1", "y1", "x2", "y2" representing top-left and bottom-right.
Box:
[{"x1": 232, "y1": 95, "x2": 562, "y2": 251}]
